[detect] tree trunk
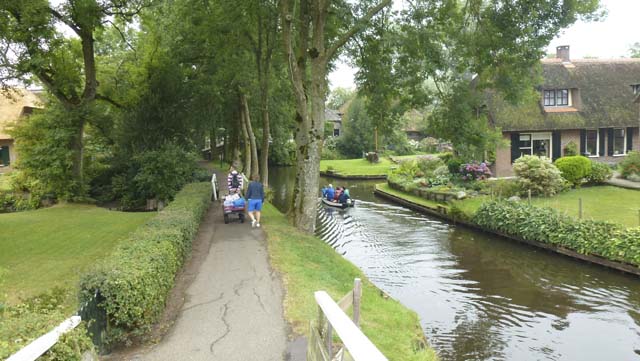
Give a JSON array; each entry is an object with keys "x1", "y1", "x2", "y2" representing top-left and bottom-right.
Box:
[
  {"x1": 210, "y1": 123, "x2": 217, "y2": 162},
  {"x1": 70, "y1": 118, "x2": 86, "y2": 193},
  {"x1": 241, "y1": 93, "x2": 260, "y2": 180},
  {"x1": 240, "y1": 99, "x2": 252, "y2": 176},
  {"x1": 231, "y1": 124, "x2": 241, "y2": 169},
  {"x1": 259, "y1": 79, "x2": 271, "y2": 187}
]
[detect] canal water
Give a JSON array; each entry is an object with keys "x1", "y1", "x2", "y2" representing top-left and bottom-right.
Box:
[{"x1": 268, "y1": 167, "x2": 640, "y2": 361}]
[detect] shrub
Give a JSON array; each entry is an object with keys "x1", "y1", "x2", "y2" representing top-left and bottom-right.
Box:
[
  {"x1": 431, "y1": 165, "x2": 451, "y2": 186},
  {"x1": 393, "y1": 159, "x2": 419, "y2": 178},
  {"x1": 416, "y1": 156, "x2": 444, "y2": 176},
  {"x1": 447, "y1": 158, "x2": 463, "y2": 175},
  {"x1": 0, "y1": 288, "x2": 94, "y2": 360},
  {"x1": 459, "y1": 162, "x2": 492, "y2": 181},
  {"x1": 563, "y1": 141, "x2": 578, "y2": 156},
  {"x1": 513, "y1": 155, "x2": 565, "y2": 196},
  {"x1": 480, "y1": 178, "x2": 522, "y2": 198},
  {"x1": 80, "y1": 182, "x2": 211, "y2": 345},
  {"x1": 473, "y1": 201, "x2": 639, "y2": 266},
  {"x1": 586, "y1": 161, "x2": 613, "y2": 184},
  {"x1": 437, "y1": 152, "x2": 453, "y2": 164},
  {"x1": 620, "y1": 150, "x2": 640, "y2": 179},
  {"x1": 554, "y1": 156, "x2": 592, "y2": 187}
]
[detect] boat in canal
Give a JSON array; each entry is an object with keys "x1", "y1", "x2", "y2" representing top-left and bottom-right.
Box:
[{"x1": 321, "y1": 197, "x2": 355, "y2": 209}]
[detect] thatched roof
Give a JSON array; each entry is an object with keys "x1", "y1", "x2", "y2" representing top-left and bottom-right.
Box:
[
  {"x1": 0, "y1": 89, "x2": 42, "y2": 140},
  {"x1": 324, "y1": 108, "x2": 343, "y2": 122},
  {"x1": 488, "y1": 58, "x2": 640, "y2": 131}
]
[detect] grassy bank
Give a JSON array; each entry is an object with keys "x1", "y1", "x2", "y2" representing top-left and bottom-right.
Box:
[
  {"x1": 263, "y1": 204, "x2": 438, "y2": 361},
  {"x1": 320, "y1": 158, "x2": 393, "y2": 177},
  {"x1": 0, "y1": 204, "x2": 154, "y2": 306}
]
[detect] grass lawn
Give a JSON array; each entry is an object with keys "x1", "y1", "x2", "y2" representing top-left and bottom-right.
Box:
[
  {"x1": 0, "y1": 204, "x2": 154, "y2": 306},
  {"x1": 263, "y1": 203, "x2": 438, "y2": 361},
  {"x1": 375, "y1": 183, "x2": 446, "y2": 210},
  {"x1": 320, "y1": 158, "x2": 393, "y2": 176},
  {"x1": 530, "y1": 186, "x2": 640, "y2": 228}
]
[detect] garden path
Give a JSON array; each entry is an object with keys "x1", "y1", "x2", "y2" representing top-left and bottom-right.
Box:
[
  {"x1": 606, "y1": 172, "x2": 640, "y2": 190},
  {"x1": 128, "y1": 187, "x2": 288, "y2": 361}
]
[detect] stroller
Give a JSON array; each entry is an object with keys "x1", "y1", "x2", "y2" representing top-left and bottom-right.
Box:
[{"x1": 222, "y1": 192, "x2": 246, "y2": 224}]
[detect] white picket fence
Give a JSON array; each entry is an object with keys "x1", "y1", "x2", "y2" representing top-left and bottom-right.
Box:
[
  {"x1": 6, "y1": 316, "x2": 81, "y2": 361},
  {"x1": 308, "y1": 278, "x2": 388, "y2": 361}
]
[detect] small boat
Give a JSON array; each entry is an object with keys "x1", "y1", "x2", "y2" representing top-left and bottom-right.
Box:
[{"x1": 321, "y1": 197, "x2": 355, "y2": 209}]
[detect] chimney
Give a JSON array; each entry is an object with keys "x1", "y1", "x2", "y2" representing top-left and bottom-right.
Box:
[{"x1": 556, "y1": 45, "x2": 570, "y2": 62}]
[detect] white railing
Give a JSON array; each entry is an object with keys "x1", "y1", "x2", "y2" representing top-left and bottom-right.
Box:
[
  {"x1": 7, "y1": 316, "x2": 81, "y2": 361},
  {"x1": 309, "y1": 279, "x2": 388, "y2": 361},
  {"x1": 211, "y1": 173, "x2": 219, "y2": 201}
]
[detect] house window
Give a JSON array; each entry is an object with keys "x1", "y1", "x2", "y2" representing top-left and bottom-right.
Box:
[
  {"x1": 333, "y1": 128, "x2": 340, "y2": 137},
  {"x1": 518, "y1": 133, "x2": 552, "y2": 158},
  {"x1": 585, "y1": 129, "x2": 598, "y2": 156},
  {"x1": 543, "y1": 89, "x2": 570, "y2": 106},
  {"x1": 543, "y1": 90, "x2": 556, "y2": 106},
  {"x1": 613, "y1": 128, "x2": 626, "y2": 155},
  {"x1": 632, "y1": 84, "x2": 640, "y2": 94}
]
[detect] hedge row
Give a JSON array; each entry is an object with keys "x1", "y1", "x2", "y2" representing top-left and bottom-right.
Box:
[
  {"x1": 473, "y1": 200, "x2": 640, "y2": 267},
  {"x1": 79, "y1": 182, "x2": 211, "y2": 344}
]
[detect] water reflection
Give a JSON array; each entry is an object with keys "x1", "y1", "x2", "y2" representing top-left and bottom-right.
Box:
[{"x1": 269, "y1": 167, "x2": 640, "y2": 361}]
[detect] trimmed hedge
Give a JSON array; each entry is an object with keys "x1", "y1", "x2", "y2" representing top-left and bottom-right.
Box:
[
  {"x1": 554, "y1": 156, "x2": 591, "y2": 187},
  {"x1": 473, "y1": 200, "x2": 640, "y2": 267},
  {"x1": 79, "y1": 182, "x2": 211, "y2": 344}
]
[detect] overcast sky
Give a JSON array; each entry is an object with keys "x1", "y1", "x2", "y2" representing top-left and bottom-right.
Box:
[{"x1": 328, "y1": 0, "x2": 640, "y2": 90}]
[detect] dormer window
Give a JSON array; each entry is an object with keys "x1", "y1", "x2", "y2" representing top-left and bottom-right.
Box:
[
  {"x1": 543, "y1": 89, "x2": 569, "y2": 106},
  {"x1": 632, "y1": 84, "x2": 640, "y2": 94}
]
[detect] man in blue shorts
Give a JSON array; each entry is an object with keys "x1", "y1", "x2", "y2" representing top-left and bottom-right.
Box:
[{"x1": 246, "y1": 174, "x2": 265, "y2": 228}]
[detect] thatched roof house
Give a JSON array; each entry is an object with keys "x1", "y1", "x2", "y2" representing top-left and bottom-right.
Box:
[
  {"x1": 491, "y1": 46, "x2": 640, "y2": 177},
  {"x1": 0, "y1": 89, "x2": 42, "y2": 168}
]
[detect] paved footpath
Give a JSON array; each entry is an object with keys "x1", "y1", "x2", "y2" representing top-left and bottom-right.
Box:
[{"x1": 131, "y1": 201, "x2": 288, "y2": 361}]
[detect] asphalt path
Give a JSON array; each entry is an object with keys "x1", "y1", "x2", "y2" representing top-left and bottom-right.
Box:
[{"x1": 133, "y1": 201, "x2": 288, "y2": 361}]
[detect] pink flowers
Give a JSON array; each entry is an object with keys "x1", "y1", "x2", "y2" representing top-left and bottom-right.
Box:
[{"x1": 460, "y1": 162, "x2": 492, "y2": 181}]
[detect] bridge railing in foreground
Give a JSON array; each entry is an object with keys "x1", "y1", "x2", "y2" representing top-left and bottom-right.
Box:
[{"x1": 308, "y1": 278, "x2": 388, "y2": 361}]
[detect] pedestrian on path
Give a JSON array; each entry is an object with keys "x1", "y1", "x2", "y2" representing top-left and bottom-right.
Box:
[
  {"x1": 227, "y1": 165, "x2": 244, "y2": 194},
  {"x1": 246, "y1": 174, "x2": 265, "y2": 228}
]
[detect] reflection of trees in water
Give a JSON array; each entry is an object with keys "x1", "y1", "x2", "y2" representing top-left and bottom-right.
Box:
[
  {"x1": 440, "y1": 314, "x2": 506, "y2": 361},
  {"x1": 448, "y1": 227, "x2": 640, "y2": 321}
]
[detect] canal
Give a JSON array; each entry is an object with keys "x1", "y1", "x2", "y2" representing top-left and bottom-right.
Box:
[{"x1": 269, "y1": 167, "x2": 640, "y2": 361}]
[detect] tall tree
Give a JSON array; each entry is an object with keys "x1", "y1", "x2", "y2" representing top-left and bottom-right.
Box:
[
  {"x1": 280, "y1": 0, "x2": 392, "y2": 232},
  {"x1": 0, "y1": 0, "x2": 145, "y2": 194}
]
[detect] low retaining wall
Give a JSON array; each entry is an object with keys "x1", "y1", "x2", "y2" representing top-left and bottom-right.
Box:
[
  {"x1": 373, "y1": 186, "x2": 640, "y2": 277},
  {"x1": 320, "y1": 171, "x2": 387, "y2": 180},
  {"x1": 387, "y1": 180, "x2": 460, "y2": 202}
]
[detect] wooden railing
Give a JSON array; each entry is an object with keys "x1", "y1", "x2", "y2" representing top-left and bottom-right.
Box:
[
  {"x1": 6, "y1": 316, "x2": 81, "y2": 361},
  {"x1": 308, "y1": 278, "x2": 388, "y2": 361}
]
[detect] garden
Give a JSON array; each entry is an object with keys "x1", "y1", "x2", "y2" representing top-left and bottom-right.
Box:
[{"x1": 382, "y1": 151, "x2": 640, "y2": 268}]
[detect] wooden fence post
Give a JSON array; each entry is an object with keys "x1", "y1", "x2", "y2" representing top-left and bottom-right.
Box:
[
  {"x1": 353, "y1": 278, "x2": 362, "y2": 327},
  {"x1": 579, "y1": 198, "x2": 583, "y2": 219}
]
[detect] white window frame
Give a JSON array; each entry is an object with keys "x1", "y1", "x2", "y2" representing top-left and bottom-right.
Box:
[
  {"x1": 585, "y1": 129, "x2": 599, "y2": 157},
  {"x1": 632, "y1": 84, "x2": 640, "y2": 95},
  {"x1": 612, "y1": 128, "x2": 627, "y2": 156},
  {"x1": 518, "y1": 132, "x2": 553, "y2": 158}
]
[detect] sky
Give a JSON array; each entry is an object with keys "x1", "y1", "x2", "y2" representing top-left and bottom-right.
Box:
[{"x1": 328, "y1": 0, "x2": 640, "y2": 90}]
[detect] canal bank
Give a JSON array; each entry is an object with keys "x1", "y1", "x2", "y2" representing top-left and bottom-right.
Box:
[
  {"x1": 373, "y1": 183, "x2": 640, "y2": 277},
  {"x1": 262, "y1": 203, "x2": 439, "y2": 361},
  {"x1": 268, "y1": 166, "x2": 640, "y2": 361}
]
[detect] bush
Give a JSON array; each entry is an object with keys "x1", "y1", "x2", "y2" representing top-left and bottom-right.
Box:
[
  {"x1": 459, "y1": 161, "x2": 492, "y2": 181},
  {"x1": 0, "y1": 288, "x2": 94, "y2": 360},
  {"x1": 473, "y1": 201, "x2": 640, "y2": 266},
  {"x1": 586, "y1": 161, "x2": 613, "y2": 184},
  {"x1": 563, "y1": 141, "x2": 578, "y2": 156},
  {"x1": 554, "y1": 156, "x2": 592, "y2": 187},
  {"x1": 437, "y1": 152, "x2": 453, "y2": 164},
  {"x1": 620, "y1": 150, "x2": 640, "y2": 179},
  {"x1": 79, "y1": 182, "x2": 211, "y2": 345},
  {"x1": 447, "y1": 158, "x2": 463, "y2": 175},
  {"x1": 513, "y1": 155, "x2": 565, "y2": 196},
  {"x1": 480, "y1": 178, "x2": 522, "y2": 198},
  {"x1": 416, "y1": 156, "x2": 444, "y2": 176}
]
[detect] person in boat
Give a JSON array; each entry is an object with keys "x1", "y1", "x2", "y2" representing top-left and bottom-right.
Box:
[
  {"x1": 325, "y1": 184, "x2": 335, "y2": 200},
  {"x1": 334, "y1": 186, "x2": 343, "y2": 201},
  {"x1": 338, "y1": 188, "x2": 350, "y2": 204}
]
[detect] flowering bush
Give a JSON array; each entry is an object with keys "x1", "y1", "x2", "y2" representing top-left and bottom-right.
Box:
[
  {"x1": 459, "y1": 162, "x2": 492, "y2": 181},
  {"x1": 513, "y1": 155, "x2": 565, "y2": 196}
]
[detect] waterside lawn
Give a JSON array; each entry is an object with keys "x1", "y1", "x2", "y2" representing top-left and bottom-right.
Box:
[
  {"x1": 320, "y1": 158, "x2": 393, "y2": 176},
  {"x1": 0, "y1": 204, "x2": 154, "y2": 306},
  {"x1": 263, "y1": 203, "x2": 438, "y2": 361}
]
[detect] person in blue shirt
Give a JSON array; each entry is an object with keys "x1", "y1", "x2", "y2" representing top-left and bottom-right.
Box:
[
  {"x1": 246, "y1": 174, "x2": 265, "y2": 228},
  {"x1": 325, "y1": 184, "x2": 335, "y2": 200}
]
